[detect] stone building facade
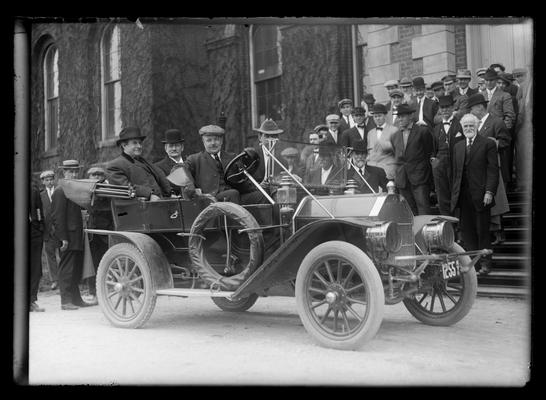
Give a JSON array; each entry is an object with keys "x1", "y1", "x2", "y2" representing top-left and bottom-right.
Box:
[{"x1": 29, "y1": 18, "x2": 533, "y2": 175}]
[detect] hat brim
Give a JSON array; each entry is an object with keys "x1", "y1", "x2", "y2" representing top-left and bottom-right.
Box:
[
  {"x1": 59, "y1": 166, "x2": 83, "y2": 169},
  {"x1": 161, "y1": 140, "x2": 185, "y2": 144},
  {"x1": 116, "y1": 135, "x2": 146, "y2": 146},
  {"x1": 255, "y1": 129, "x2": 284, "y2": 134}
]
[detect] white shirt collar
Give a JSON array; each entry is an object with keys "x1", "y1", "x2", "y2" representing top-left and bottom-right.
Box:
[{"x1": 321, "y1": 165, "x2": 333, "y2": 184}]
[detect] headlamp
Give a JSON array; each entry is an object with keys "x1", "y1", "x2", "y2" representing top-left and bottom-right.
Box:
[
  {"x1": 421, "y1": 221, "x2": 455, "y2": 250},
  {"x1": 366, "y1": 222, "x2": 402, "y2": 253}
]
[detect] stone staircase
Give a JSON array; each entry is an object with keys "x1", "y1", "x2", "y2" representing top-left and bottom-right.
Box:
[{"x1": 477, "y1": 189, "x2": 532, "y2": 297}]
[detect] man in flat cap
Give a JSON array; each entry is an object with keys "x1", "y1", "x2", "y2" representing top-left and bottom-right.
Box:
[
  {"x1": 386, "y1": 89, "x2": 405, "y2": 127},
  {"x1": 442, "y1": 75, "x2": 457, "y2": 99},
  {"x1": 348, "y1": 139, "x2": 388, "y2": 194},
  {"x1": 39, "y1": 169, "x2": 59, "y2": 290},
  {"x1": 338, "y1": 98, "x2": 355, "y2": 133},
  {"x1": 154, "y1": 129, "x2": 186, "y2": 196},
  {"x1": 340, "y1": 106, "x2": 375, "y2": 149},
  {"x1": 390, "y1": 104, "x2": 434, "y2": 215},
  {"x1": 51, "y1": 160, "x2": 93, "y2": 310},
  {"x1": 107, "y1": 127, "x2": 172, "y2": 201},
  {"x1": 453, "y1": 69, "x2": 479, "y2": 119},
  {"x1": 412, "y1": 76, "x2": 438, "y2": 128},
  {"x1": 430, "y1": 95, "x2": 465, "y2": 216},
  {"x1": 279, "y1": 147, "x2": 303, "y2": 181},
  {"x1": 324, "y1": 114, "x2": 341, "y2": 144},
  {"x1": 182, "y1": 124, "x2": 242, "y2": 203},
  {"x1": 29, "y1": 177, "x2": 45, "y2": 311},
  {"x1": 367, "y1": 103, "x2": 398, "y2": 181},
  {"x1": 383, "y1": 79, "x2": 400, "y2": 113},
  {"x1": 476, "y1": 67, "x2": 487, "y2": 79},
  {"x1": 399, "y1": 77, "x2": 415, "y2": 106}
]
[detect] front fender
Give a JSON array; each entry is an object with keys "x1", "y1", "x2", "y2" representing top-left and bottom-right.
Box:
[{"x1": 87, "y1": 229, "x2": 173, "y2": 290}]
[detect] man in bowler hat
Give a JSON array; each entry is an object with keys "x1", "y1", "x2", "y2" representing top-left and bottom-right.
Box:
[
  {"x1": 154, "y1": 129, "x2": 186, "y2": 195},
  {"x1": 107, "y1": 127, "x2": 172, "y2": 200},
  {"x1": 412, "y1": 76, "x2": 439, "y2": 128},
  {"x1": 51, "y1": 160, "x2": 94, "y2": 310},
  {"x1": 348, "y1": 139, "x2": 388, "y2": 193}
]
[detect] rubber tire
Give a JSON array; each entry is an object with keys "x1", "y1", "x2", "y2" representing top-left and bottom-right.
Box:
[
  {"x1": 295, "y1": 241, "x2": 385, "y2": 350},
  {"x1": 403, "y1": 243, "x2": 477, "y2": 326},
  {"x1": 189, "y1": 202, "x2": 264, "y2": 291},
  {"x1": 211, "y1": 293, "x2": 259, "y2": 312},
  {"x1": 96, "y1": 243, "x2": 157, "y2": 329}
]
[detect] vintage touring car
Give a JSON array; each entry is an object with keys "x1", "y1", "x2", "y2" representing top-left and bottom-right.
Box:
[{"x1": 62, "y1": 141, "x2": 490, "y2": 350}]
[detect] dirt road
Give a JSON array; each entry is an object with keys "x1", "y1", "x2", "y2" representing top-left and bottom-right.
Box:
[{"x1": 27, "y1": 290, "x2": 530, "y2": 386}]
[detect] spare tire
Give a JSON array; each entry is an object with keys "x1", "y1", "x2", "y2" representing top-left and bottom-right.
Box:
[{"x1": 188, "y1": 202, "x2": 264, "y2": 291}]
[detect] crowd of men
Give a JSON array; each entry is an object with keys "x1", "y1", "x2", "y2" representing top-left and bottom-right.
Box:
[{"x1": 28, "y1": 62, "x2": 532, "y2": 311}]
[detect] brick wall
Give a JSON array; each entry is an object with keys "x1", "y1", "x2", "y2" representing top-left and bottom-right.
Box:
[{"x1": 391, "y1": 25, "x2": 424, "y2": 79}]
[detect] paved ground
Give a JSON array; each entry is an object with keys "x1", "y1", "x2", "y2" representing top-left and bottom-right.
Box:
[{"x1": 25, "y1": 288, "x2": 531, "y2": 387}]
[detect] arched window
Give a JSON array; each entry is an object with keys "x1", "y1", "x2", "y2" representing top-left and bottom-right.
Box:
[
  {"x1": 43, "y1": 44, "x2": 59, "y2": 151},
  {"x1": 252, "y1": 25, "x2": 282, "y2": 125},
  {"x1": 100, "y1": 24, "x2": 122, "y2": 140}
]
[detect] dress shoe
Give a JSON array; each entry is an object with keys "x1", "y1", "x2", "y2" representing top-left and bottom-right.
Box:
[
  {"x1": 491, "y1": 230, "x2": 506, "y2": 246},
  {"x1": 74, "y1": 300, "x2": 95, "y2": 308},
  {"x1": 50, "y1": 282, "x2": 58, "y2": 290},
  {"x1": 84, "y1": 295, "x2": 98, "y2": 306},
  {"x1": 30, "y1": 302, "x2": 45, "y2": 312},
  {"x1": 61, "y1": 303, "x2": 79, "y2": 310}
]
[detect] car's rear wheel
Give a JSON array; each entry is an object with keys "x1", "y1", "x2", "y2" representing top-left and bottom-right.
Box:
[
  {"x1": 403, "y1": 243, "x2": 477, "y2": 326},
  {"x1": 211, "y1": 293, "x2": 259, "y2": 312},
  {"x1": 295, "y1": 241, "x2": 384, "y2": 350},
  {"x1": 96, "y1": 243, "x2": 157, "y2": 328}
]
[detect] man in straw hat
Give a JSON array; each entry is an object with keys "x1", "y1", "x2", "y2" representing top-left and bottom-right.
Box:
[
  {"x1": 51, "y1": 159, "x2": 94, "y2": 310},
  {"x1": 390, "y1": 103, "x2": 434, "y2": 215},
  {"x1": 107, "y1": 127, "x2": 172, "y2": 201},
  {"x1": 39, "y1": 169, "x2": 59, "y2": 291}
]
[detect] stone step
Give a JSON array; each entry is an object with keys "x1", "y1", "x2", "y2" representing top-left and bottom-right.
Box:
[
  {"x1": 492, "y1": 240, "x2": 530, "y2": 255},
  {"x1": 477, "y1": 269, "x2": 530, "y2": 286},
  {"x1": 491, "y1": 253, "x2": 531, "y2": 269},
  {"x1": 502, "y1": 213, "x2": 531, "y2": 228},
  {"x1": 504, "y1": 226, "x2": 530, "y2": 242},
  {"x1": 477, "y1": 285, "x2": 530, "y2": 298}
]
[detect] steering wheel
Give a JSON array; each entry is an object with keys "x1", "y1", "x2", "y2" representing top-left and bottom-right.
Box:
[{"x1": 224, "y1": 148, "x2": 260, "y2": 186}]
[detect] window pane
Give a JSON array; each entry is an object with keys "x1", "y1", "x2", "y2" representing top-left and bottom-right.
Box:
[
  {"x1": 48, "y1": 99, "x2": 58, "y2": 148},
  {"x1": 102, "y1": 25, "x2": 122, "y2": 140}
]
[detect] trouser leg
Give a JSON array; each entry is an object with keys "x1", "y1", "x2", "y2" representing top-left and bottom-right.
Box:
[
  {"x1": 459, "y1": 189, "x2": 478, "y2": 252},
  {"x1": 58, "y1": 250, "x2": 75, "y2": 305},
  {"x1": 432, "y1": 164, "x2": 451, "y2": 215},
  {"x1": 44, "y1": 239, "x2": 59, "y2": 281},
  {"x1": 399, "y1": 187, "x2": 418, "y2": 216},
  {"x1": 412, "y1": 184, "x2": 431, "y2": 215},
  {"x1": 70, "y1": 251, "x2": 84, "y2": 304},
  {"x1": 30, "y1": 237, "x2": 43, "y2": 304}
]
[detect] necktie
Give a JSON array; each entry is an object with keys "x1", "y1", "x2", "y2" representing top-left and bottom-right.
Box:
[
  {"x1": 466, "y1": 138, "x2": 473, "y2": 157},
  {"x1": 213, "y1": 153, "x2": 223, "y2": 173},
  {"x1": 358, "y1": 168, "x2": 363, "y2": 176}
]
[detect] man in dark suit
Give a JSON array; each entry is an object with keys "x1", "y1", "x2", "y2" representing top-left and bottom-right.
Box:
[
  {"x1": 467, "y1": 93, "x2": 511, "y2": 184},
  {"x1": 340, "y1": 107, "x2": 372, "y2": 149},
  {"x1": 483, "y1": 68, "x2": 516, "y2": 130},
  {"x1": 451, "y1": 113, "x2": 499, "y2": 275},
  {"x1": 30, "y1": 181, "x2": 45, "y2": 312},
  {"x1": 430, "y1": 96, "x2": 465, "y2": 216},
  {"x1": 107, "y1": 127, "x2": 172, "y2": 201},
  {"x1": 453, "y1": 69, "x2": 479, "y2": 118},
  {"x1": 390, "y1": 103, "x2": 434, "y2": 215},
  {"x1": 338, "y1": 98, "x2": 355, "y2": 134},
  {"x1": 183, "y1": 124, "x2": 241, "y2": 203},
  {"x1": 154, "y1": 129, "x2": 186, "y2": 195},
  {"x1": 39, "y1": 169, "x2": 59, "y2": 290},
  {"x1": 303, "y1": 129, "x2": 323, "y2": 183},
  {"x1": 51, "y1": 160, "x2": 94, "y2": 310},
  {"x1": 412, "y1": 77, "x2": 439, "y2": 128},
  {"x1": 348, "y1": 139, "x2": 388, "y2": 194},
  {"x1": 248, "y1": 118, "x2": 285, "y2": 184},
  {"x1": 307, "y1": 146, "x2": 344, "y2": 187}
]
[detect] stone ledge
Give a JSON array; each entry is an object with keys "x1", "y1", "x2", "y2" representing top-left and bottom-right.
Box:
[{"x1": 368, "y1": 26, "x2": 398, "y2": 48}]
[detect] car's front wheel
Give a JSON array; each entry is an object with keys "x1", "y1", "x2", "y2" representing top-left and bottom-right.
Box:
[
  {"x1": 403, "y1": 243, "x2": 477, "y2": 326},
  {"x1": 295, "y1": 241, "x2": 384, "y2": 350}
]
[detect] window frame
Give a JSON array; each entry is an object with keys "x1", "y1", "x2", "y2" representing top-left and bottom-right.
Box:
[{"x1": 43, "y1": 43, "x2": 59, "y2": 152}]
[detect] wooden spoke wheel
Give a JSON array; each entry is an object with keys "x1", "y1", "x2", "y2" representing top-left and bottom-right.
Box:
[
  {"x1": 96, "y1": 243, "x2": 157, "y2": 328},
  {"x1": 295, "y1": 241, "x2": 384, "y2": 350}
]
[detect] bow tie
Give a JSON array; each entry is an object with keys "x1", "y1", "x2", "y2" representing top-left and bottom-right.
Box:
[
  {"x1": 376, "y1": 127, "x2": 383, "y2": 131},
  {"x1": 313, "y1": 149, "x2": 319, "y2": 153},
  {"x1": 443, "y1": 121, "x2": 451, "y2": 125}
]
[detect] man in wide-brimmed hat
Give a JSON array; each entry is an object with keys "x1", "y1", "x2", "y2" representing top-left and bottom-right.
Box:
[
  {"x1": 413, "y1": 76, "x2": 438, "y2": 127},
  {"x1": 154, "y1": 129, "x2": 186, "y2": 195},
  {"x1": 390, "y1": 103, "x2": 434, "y2": 215},
  {"x1": 51, "y1": 159, "x2": 94, "y2": 310},
  {"x1": 107, "y1": 127, "x2": 172, "y2": 201},
  {"x1": 39, "y1": 169, "x2": 59, "y2": 291}
]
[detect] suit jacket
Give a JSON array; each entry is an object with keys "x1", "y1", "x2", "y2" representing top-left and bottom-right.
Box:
[
  {"x1": 251, "y1": 145, "x2": 282, "y2": 183},
  {"x1": 366, "y1": 123, "x2": 398, "y2": 180},
  {"x1": 340, "y1": 126, "x2": 368, "y2": 149},
  {"x1": 30, "y1": 186, "x2": 44, "y2": 240},
  {"x1": 348, "y1": 165, "x2": 388, "y2": 194},
  {"x1": 154, "y1": 156, "x2": 185, "y2": 195},
  {"x1": 303, "y1": 151, "x2": 320, "y2": 183},
  {"x1": 487, "y1": 88, "x2": 516, "y2": 125},
  {"x1": 51, "y1": 186, "x2": 84, "y2": 251},
  {"x1": 184, "y1": 150, "x2": 236, "y2": 196},
  {"x1": 451, "y1": 134, "x2": 499, "y2": 213},
  {"x1": 308, "y1": 165, "x2": 344, "y2": 186},
  {"x1": 323, "y1": 130, "x2": 341, "y2": 145},
  {"x1": 413, "y1": 96, "x2": 439, "y2": 128},
  {"x1": 107, "y1": 153, "x2": 172, "y2": 199},
  {"x1": 453, "y1": 87, "x2": 479, "y2": 118},
  {"x1": 431, "y1": 117, "x2": 465, "y2": 160},
  {"x1": 478, "y1": 114, "x2": 511, "y2": 149},
  {"x1": 338, "y1": 114, "x2": 354, "y2": 134},
  {"x1": 40, "y1": 188, "x2": 55, "y2": 240},
  {"x1": 390, "y1": 123, "x2": 434, "y2": 188}
]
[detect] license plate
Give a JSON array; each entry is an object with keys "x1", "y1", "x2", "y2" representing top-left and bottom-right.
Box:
[{"x1": 441, "y1": 260, "x2": 460, "y2": 280}]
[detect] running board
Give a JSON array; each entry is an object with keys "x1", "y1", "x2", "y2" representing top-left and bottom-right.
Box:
[{"x1": 155, "y1": 288, "x2": 235, "y2": 298}]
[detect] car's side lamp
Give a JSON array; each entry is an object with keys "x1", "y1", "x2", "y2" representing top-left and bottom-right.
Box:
[
  {"x1": 386, "y1": 180, "x2": 396, "y2": 194},
  {"x1": 344, "y1": 179, "x2": 359, "y2": 195},
  {"x1": 276, "y1": 174, "x2": 298, "y2": 215}
]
